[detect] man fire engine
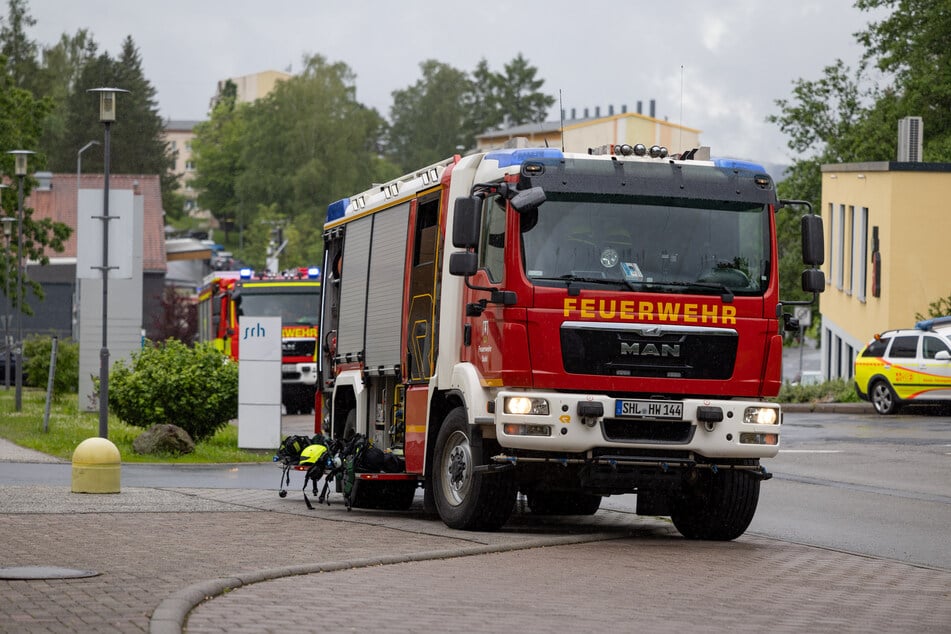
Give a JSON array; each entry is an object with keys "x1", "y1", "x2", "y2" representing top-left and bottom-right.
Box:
[
  {"x1": 198, "y1": 267, "x2": 322, "y2": 414},
  {"x1": 317, "y1": 141, "x2": 823, "y2": 539}
]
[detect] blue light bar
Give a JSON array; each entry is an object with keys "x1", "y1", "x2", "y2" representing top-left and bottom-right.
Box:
[
  {"x1": 484, "y1": 147, "x2": 564, "y2": 168},
  {"x1": 239, "y1": 268, "x2": 253, "y2": 279},
  {"x1": 713, "y1": 157, "x2": 767, "y2": 172},
  {"x1": 916, "y1": 316, "x2": 951, "y2": 330},
  {"x1": 326, "y1": 198, "x2": 350, "y2": 223},
  {"x1": 307, "y1": 266, "x2": 320, "y2": 279}
]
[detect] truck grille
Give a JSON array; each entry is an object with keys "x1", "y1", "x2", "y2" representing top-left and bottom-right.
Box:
[
  {"x1": 601, "y1": 418, "x2": 695, "y2": 443},
  {"x1": 282, "y1": 339, "x2": 316, "y2": 357},
  {"x1": 560, "y1": 323, "x2": 737, "y2": 379}
]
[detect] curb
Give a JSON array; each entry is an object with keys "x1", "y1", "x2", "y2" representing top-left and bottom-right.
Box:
[{"x1": 148, "y1": 531, "x2": 639, "y2": 633}]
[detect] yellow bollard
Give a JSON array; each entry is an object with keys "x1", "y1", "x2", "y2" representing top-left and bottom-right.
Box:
[{"x1": 71, "y1": 437, "x2": 121, "y2": 493}]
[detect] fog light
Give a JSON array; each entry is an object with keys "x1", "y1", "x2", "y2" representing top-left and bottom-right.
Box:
[
  {"x1": 744, "y1": 407, "x2": 779, "y2": 425},
  {"x1": 503, "y1": 423, "x2": 552, "y2": 437},
  {"x1": 504, "y1": 397, "x2": 550, "y2": 415},
  {"x1": 739, "y1": 432, "x2": 779, "y2": 445}
]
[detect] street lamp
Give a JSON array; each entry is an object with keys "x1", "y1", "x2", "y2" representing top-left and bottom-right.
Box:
[
  {"x1": 0, "y1": 199, "x2": 13, "y2": 390},
  {"x1": 7, "y1": 150, "x2": 34, "y2": 412},
  {"x1": 88, "y1": 87, "x2": 128, "y2": 439},
  {"x1": 77, "y1": 140, "x2": 100, "y2": 195}
]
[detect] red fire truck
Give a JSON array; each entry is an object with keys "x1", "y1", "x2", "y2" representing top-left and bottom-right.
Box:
[
  {"x1": 317, "y1": 142, "x2": 824, "y2": 539},
  {"x1": 198, "y1": 267, "x2": 322, "y2": 414}
]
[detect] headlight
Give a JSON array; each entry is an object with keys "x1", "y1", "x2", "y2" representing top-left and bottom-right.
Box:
[
  {"x1": 744, "y1": 407, "x2": 779, "y2": 425},
  {"x1": 504, "y1": 397, "x2": 550, "y2": 416}
]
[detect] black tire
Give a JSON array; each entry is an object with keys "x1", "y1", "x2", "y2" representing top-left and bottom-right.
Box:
[
  {"x1": 343, "y1": 409, "x2": 357, "y2": 441},
  {"x1": 870, "y1": 379, "x2": 901, "y2": 415},
  {"x1": 527, "y1": 491, "x2": 601, "y2": 516},
  {"x1": 670, "y1": 460, "x2": 760, "y2": 541},
  {"x1": 432, "y1": 407, "x2": 517, "y2": 531}
]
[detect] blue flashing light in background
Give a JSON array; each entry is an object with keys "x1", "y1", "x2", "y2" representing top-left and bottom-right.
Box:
[
  {"x1": 484, "y1": 147, "x2": 564, "y2": 168},
  {"x1": 326, "y1": 198, "x2": 350, "y2": 223},
  {"x1": 307, "y1": 266, "x2": 321, "y2": 279},
  {"x1": 713, "y1": 157, "x2": 767, "y2": 173},
  {"x1": 239, "y1": 268, "x2": 253, "y2": 279}
]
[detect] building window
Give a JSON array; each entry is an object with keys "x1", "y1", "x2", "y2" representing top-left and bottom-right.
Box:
[
  {"x1": 856, "y1": 207, "x2": 868, "y2": 302},
  {"x1": 827, "y1": 202, "x2": 834, "y2": 285},
  {"x1": 185, "y1": 160, "x2": 195, "y2": 171},
  {"x1": 185, "y1": 141, "x2": 192, "y2": 152},
  {"x1": 847, "y1": 205, "x2": 855, "y2": 295},
  {"x1": 836, "y1": 204, "x2": 845, "y2": 290}
]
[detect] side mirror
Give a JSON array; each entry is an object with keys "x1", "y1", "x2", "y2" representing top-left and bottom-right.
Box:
[
  {"x1": 801, "y1": 268, "x2": 825, "y2": 293},
  {"x1": 452, "y1": 197, "x2": 481, "y2": 248},
  {"x1": 801, "y1": 214, "x2": 824, "y2": 266},
  {"x1": 449, "y1": 252, "x2": 478, "y2": 276},
  {"x1": 510, "y1": 186, "x2": 546, "y2": 213}
]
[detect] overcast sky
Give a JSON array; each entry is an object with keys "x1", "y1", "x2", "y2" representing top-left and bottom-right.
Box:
[{"x1": 27, "y1": 1, "x2": 887, "y2": 166}]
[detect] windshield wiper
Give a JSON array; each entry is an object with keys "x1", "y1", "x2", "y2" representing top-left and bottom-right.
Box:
[
  {"x1": 647, "y1": 280, "x2": 735, "y2": 302},
  {"x1": 530, "y1": 275, "x2": 644, "y2": 295}
]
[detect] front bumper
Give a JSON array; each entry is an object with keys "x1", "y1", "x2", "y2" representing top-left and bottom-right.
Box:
[{"x1": 491, "y1": 391, "x2": 781, "y2": 459}]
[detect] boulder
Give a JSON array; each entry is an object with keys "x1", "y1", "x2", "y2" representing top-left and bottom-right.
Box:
[{"x1": 132, "y1": 424, "x2": 195, "y2": 456}]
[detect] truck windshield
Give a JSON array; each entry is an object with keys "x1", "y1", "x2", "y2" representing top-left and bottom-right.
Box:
[
  {"x1": 238, "y1": 290, "x2": 320, "y2": 325},
  {"x1": 520, "y1": 196, "x2": 770, "y2": 295}
]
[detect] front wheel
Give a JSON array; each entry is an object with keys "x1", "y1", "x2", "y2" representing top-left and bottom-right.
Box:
[
  {"x1": 670, "y1": 460, "x2": 760, "y2": 541},
  {"x1": 432, "y1": 407, "x2": 516, "y2": 531},
  {"x1": 870, "y1": 379, "x2": 901, "y2": 415}
]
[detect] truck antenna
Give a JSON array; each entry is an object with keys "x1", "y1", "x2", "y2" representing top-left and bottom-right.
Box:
[
  {"x1": 679, "y1": 65, "x2": 685, "y2": 153},
  {"x1": 559, "y1": 89, "x2": 565, "y2": 151}
]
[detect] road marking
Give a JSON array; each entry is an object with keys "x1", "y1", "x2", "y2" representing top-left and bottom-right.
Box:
[{"x1": 779, "y1": 449, "x2": 842, "y2": 453}]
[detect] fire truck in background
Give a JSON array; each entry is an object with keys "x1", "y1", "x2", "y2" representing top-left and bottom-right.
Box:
[
  {"x1": 317, "y1": 141, "x2": 824, "y2": 539},
  {"x1": 198, "y1": 267, "x2": 322, "y2": 414}
]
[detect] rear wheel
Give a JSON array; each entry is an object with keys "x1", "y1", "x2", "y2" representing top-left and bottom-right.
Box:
[
  {"x1": 870, "y1": 379, "x2": 901, "y2": 415},
  {"x1": 432, "y1": 407, "x2": 516, "y2": 531},
  {"x1": 670, "y1": 460, "x2": 760, "y2": 541}
]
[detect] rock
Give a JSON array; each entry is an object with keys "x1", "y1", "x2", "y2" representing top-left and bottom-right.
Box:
[{"x1": 132, "y1": 424, "x2": 195, "y2": 456}]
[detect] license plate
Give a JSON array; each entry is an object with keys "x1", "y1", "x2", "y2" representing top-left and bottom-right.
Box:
[{"x1": 615, "y1": 399, "x2": 683, "y2": 420}]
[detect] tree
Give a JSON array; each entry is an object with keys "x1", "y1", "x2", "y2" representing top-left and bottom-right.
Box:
[
  {"x1": 0, "y1": 53, "x2": 69, "y2": 317},
  {"x1": 493, "y1": 53, "x2": 555, "y2": 127},
  {"x1": 387, "y1": 60, "x2": 473, "y2": 170},
  {"x1": 191, "y1": 81, "x2": 246, "y2": 240},
  {"x1": 856, "y1": 0, "x2": 951, "y2": 158},
  {"x1": 48, "y1": 37, "x2": 177, "y2": 213},
  {"x1": 769, "y1": 0, "x2": 951, "y2": 300},
  {"x1": 388, "y1": 55, "x2": 555, "y2": 169},
  {"x1": 0, "y1": 0, "x2": 38, "y2": 90},
  {"x1": 192, "y1": 55, "x2": 398, "y2": 270},
  {"x1": 34, "y1": 29, "x2": 99, "y2": 158}
]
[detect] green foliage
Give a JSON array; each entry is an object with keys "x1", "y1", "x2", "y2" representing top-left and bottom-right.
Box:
[
  {"x1": 388, "y1": 55, "x2": 554, "y2": 171},
  {"x1": 109, "y1": 339, "x2": 238, "y2": 441},
  {"x1": 774, "y1": 378, "x2": 860, "y2": 404},
  {"x1": 22, "y1": 335, "x2": 78, "y2": 396},
  {"x1": 0, "y1": 389, "x2": 270, "y2": 463},
  {"x1": 914, "y1": 293, "x2": 951, "y2": 321},
  {"x1": 387, "y1": 59, "x2": 473, "y2": 170}
]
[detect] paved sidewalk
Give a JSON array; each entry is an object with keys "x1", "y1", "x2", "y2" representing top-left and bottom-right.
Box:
[{"x1": 3, "y1": 405, "x2": 945, "y2": 634}]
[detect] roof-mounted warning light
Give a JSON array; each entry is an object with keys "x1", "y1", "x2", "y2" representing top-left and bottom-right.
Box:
[{"x1": 239, "y1": 268, "x2": 253, "y2": 279}]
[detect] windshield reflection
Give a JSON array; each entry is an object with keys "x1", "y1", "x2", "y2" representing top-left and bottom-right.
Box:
[{"x1": 520, "y1": 197, "x2": 770, "y2": 295}]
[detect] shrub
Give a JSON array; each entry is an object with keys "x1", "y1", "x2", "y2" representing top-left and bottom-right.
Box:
[
  {"x1": 23, "y1": 335, "x2": 80, "y2": 396},
  {"x1": 109, "y1": 339, "x2": 238, "y2": 441},
  {"x1": 774, "y1": 378, "x2": 860, "y2": 404}
]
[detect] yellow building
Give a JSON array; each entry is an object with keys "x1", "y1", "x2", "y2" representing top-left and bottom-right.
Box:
[
  {"x1": 819, "y1": 160, "x2": 951, "y2": 380},
  {"x1": 476, "y1": 106, "x2": 700, "y2": 155},
  {"x1": 218, "y1": 69, "x2": 291, "y2": 105},
  {"x1": 164, "y1": 119, "x2": 202, "y2": 213}
]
